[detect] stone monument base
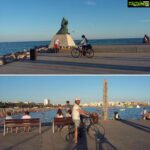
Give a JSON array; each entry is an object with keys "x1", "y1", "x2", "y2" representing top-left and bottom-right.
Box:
[{"x1": 49, "y1": 34, "x2": 76, "y2": 50}]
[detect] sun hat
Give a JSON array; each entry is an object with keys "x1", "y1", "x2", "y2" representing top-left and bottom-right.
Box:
[{"x1": 75, "y1": 97, "x2": 80, "y2": 101}]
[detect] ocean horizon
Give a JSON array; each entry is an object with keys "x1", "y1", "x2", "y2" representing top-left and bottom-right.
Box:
[{"x1": 0, "y1": 38, "x2": 144, "y2": 55}]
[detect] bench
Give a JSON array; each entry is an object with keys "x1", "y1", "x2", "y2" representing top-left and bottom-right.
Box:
[
  {"x1": 3, "y1": 118, "x2": 41, "y2": 136},
  {"x1": 52, "y1": 117, "x2": 73, "y2": 133}
]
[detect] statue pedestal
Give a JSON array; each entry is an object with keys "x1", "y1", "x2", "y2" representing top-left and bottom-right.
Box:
[{"x1": 49, "y1": 34, "x2": 76, "y2": 50}]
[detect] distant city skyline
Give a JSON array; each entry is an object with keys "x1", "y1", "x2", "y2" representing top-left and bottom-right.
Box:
[
  {"x1": 0, "y1": 76, "x2": 150, "y2": 104},
  {"x1": 0, "y1": 0, "x2": 150, "y2": 42}
]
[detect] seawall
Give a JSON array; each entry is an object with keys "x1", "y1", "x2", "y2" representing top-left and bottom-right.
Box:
[{"x1": 93, "y1": 45, "x2": 150, "y2": 53}]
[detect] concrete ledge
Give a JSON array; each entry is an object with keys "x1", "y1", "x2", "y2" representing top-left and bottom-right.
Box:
[{"x1": 93, "y1": 45, "x2": 150, "y2": 53}]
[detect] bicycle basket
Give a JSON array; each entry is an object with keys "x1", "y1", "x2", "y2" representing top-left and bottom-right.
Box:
[
  {"x1": 87, "y1": 44, "x2": 92, "y2": 49},
  {"x1": 91, "y1": 112, "x2": 98, "y2": 124}
]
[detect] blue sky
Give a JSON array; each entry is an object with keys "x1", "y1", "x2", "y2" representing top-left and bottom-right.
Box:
[
  {"x1": 0, "y1": 0, "x2": 150, "y2": 42},
  {"x1": 0, "y1": 76, "x2": 150, "y2": 104}
]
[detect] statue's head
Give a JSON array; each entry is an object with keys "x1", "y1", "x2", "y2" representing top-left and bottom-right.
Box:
[
  {"x1": 82, "y1": 35, "x2": 85, "y2": 38},
  {"x1": 62, "y1": 17, "x2": 68, "y2": 26}
]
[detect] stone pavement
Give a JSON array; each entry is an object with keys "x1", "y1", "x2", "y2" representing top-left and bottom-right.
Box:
[
  {"x1": 0, "y1": 120, "x2": 150, "y2": 150},
  {"x1": 1, "y1": 52, "x2": 150, "y2": 74}
]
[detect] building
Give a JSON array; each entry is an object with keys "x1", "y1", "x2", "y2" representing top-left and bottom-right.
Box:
[{"x1": 44, "y1": 99, "x2": 50, "y2": 106}]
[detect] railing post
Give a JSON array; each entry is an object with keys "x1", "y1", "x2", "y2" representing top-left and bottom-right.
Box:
[
  {"x1": 3, "y1": 120, "x2": 6, "y2": 136},
  {"x1": 52, "y1": 119, "x2": 54, "y2": 134},
  {"x1": 39, "y1": 119, "x2": 41, "y2": 134}
]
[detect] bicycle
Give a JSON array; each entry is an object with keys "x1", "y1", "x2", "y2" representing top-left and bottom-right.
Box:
[
  {"x1": 60, "y1": 114, "x2": 105, "y2": 142},
  {"x1": 71, "y1": 44, "x2": 94, "y2": 58}
]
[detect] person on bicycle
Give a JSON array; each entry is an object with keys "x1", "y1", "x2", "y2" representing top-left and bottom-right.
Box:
[
  {"x1": 72, "y1": 98, "x2": 89, "y2": 144},
  {"x1": 80, "y1": 35, "x2": 88, "y2": 51}
]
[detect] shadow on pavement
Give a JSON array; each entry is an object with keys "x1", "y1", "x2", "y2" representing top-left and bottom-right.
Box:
[
  {"x1": 3, "y1": 127, "x2": 49, "y2": 150},
  {"x1": 65, "y1": 128, "x2": 88, "y2": 150},
  {"x1": 22, "y1": 59, "x2": 150, "y2": 72},
  {"x1": 119, "y1": 119, "x2": 150, "y2": 133},
  {"x1": 95, "y1": 130, "x2": 117, "y2": 150}
]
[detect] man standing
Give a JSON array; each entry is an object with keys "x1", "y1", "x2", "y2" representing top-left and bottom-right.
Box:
[{"x1": 72, "y1": 98, "x2": 89, "y2": 144}]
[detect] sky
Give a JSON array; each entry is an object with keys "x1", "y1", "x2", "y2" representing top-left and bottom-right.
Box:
[
  {"x1": 0, "y1": 76, "x2": 150, "y2": 104},
  {"x1": 0, "y1": 0, "x2": 150, "y2": 42}
]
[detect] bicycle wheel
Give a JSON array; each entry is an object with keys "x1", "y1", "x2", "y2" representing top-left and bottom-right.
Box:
[
  {"x1": 87, "y1": 124, "x2": 99, "y2": 139},
  {"x1": 71, "y1": 48, "x2": 80, "y2": 58},
  {"x1": 96, "y1": 123, "x2": 105, "y2": 140},
  {"x1": 86, "y1": 49, "x2": 94, "y2": 58}
]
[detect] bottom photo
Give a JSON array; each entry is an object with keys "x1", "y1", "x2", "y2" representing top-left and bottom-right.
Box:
[{"x1": 0, "y1": 76, "x2": 150, "y2": 150}]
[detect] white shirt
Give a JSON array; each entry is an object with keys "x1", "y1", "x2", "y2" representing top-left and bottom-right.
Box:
[
  {"x1": 55, "y1": 39, "x2": 60, "y2": 45},
  {"x1": 143, "y1": 109, "x2": 147, "y2": 115},
  {"x1": 6, "y1": 116, "x2": 12, "y2": 120},
  {"x1": 72, "y1": 104, "x2": 81, "y2": 120},
  {"x1": 80, "y1": 38, "x2": 88, "y2": 46},
  {"x1": 22, "y1": 115, "x2": 31, "y2": 119},
  {"x1": 56, "y1": 114, "x2": 64, "y2": 118},
  {"x1": 66, "y1": 113, "x2": 71, "y2": 117},
  {"x1": 116, "y1": 114, "x2": 119, "y2": 119}
]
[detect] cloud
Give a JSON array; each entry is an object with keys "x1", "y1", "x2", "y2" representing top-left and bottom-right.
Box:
[
  {"x1": 140, "y1": 19, "x2": 150, "y2": 23},
  {"x1": 84, "y1": 0, "x2": 97, "y2": 6}
]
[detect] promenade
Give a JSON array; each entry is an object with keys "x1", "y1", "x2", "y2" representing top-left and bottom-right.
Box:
[
  {"x1": 0, "y1": 120, "x2": 150, "y2": 150},
  {"x1": 1, "y1": 48, "x2": 150, "y2": 74}
]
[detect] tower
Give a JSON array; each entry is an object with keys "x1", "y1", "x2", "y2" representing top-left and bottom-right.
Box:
[
  {"x1": 103, "y1": 80, "x2": 108, "y2": 120},
  {"x1": 44, "y1": 99, "x2": 50, "y2": 106}
]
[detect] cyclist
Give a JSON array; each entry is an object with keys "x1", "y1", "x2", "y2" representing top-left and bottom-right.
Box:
[
  {"x1": 72, "y1": 98, "x2": 89, "y2": 144},
  {"x1": 80, "y1": 35, "x2": 88, "y2": 51}
]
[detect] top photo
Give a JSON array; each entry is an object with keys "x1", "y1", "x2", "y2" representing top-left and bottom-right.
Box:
[{"x1": 0, "y1": 0, "x2": 150, "y2": 74}]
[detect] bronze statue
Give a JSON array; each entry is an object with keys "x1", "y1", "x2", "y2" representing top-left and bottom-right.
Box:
[{"x1": 57, "y1": 17, "x2": 69, "y2": 34}]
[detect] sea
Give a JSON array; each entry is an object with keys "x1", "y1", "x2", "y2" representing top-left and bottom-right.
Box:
[
  {"x1": 0, "y1": 106, "x2": 149, "y2": 124},
  {"x1": 0, "y1": 38, "x2": 144, "y2": 55}
]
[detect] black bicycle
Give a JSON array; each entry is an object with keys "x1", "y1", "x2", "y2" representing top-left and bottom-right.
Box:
[
  {"x1": 60, "y1": 114, "x2": 105, "y2": 142},
  {"x1": 71, "y1": 44, "x2": 94, "y2": 58}
]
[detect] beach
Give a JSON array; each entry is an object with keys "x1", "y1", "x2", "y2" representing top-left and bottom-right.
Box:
[{"x1": 0, "y1": 45, "x2": 150, "y2": 74}]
